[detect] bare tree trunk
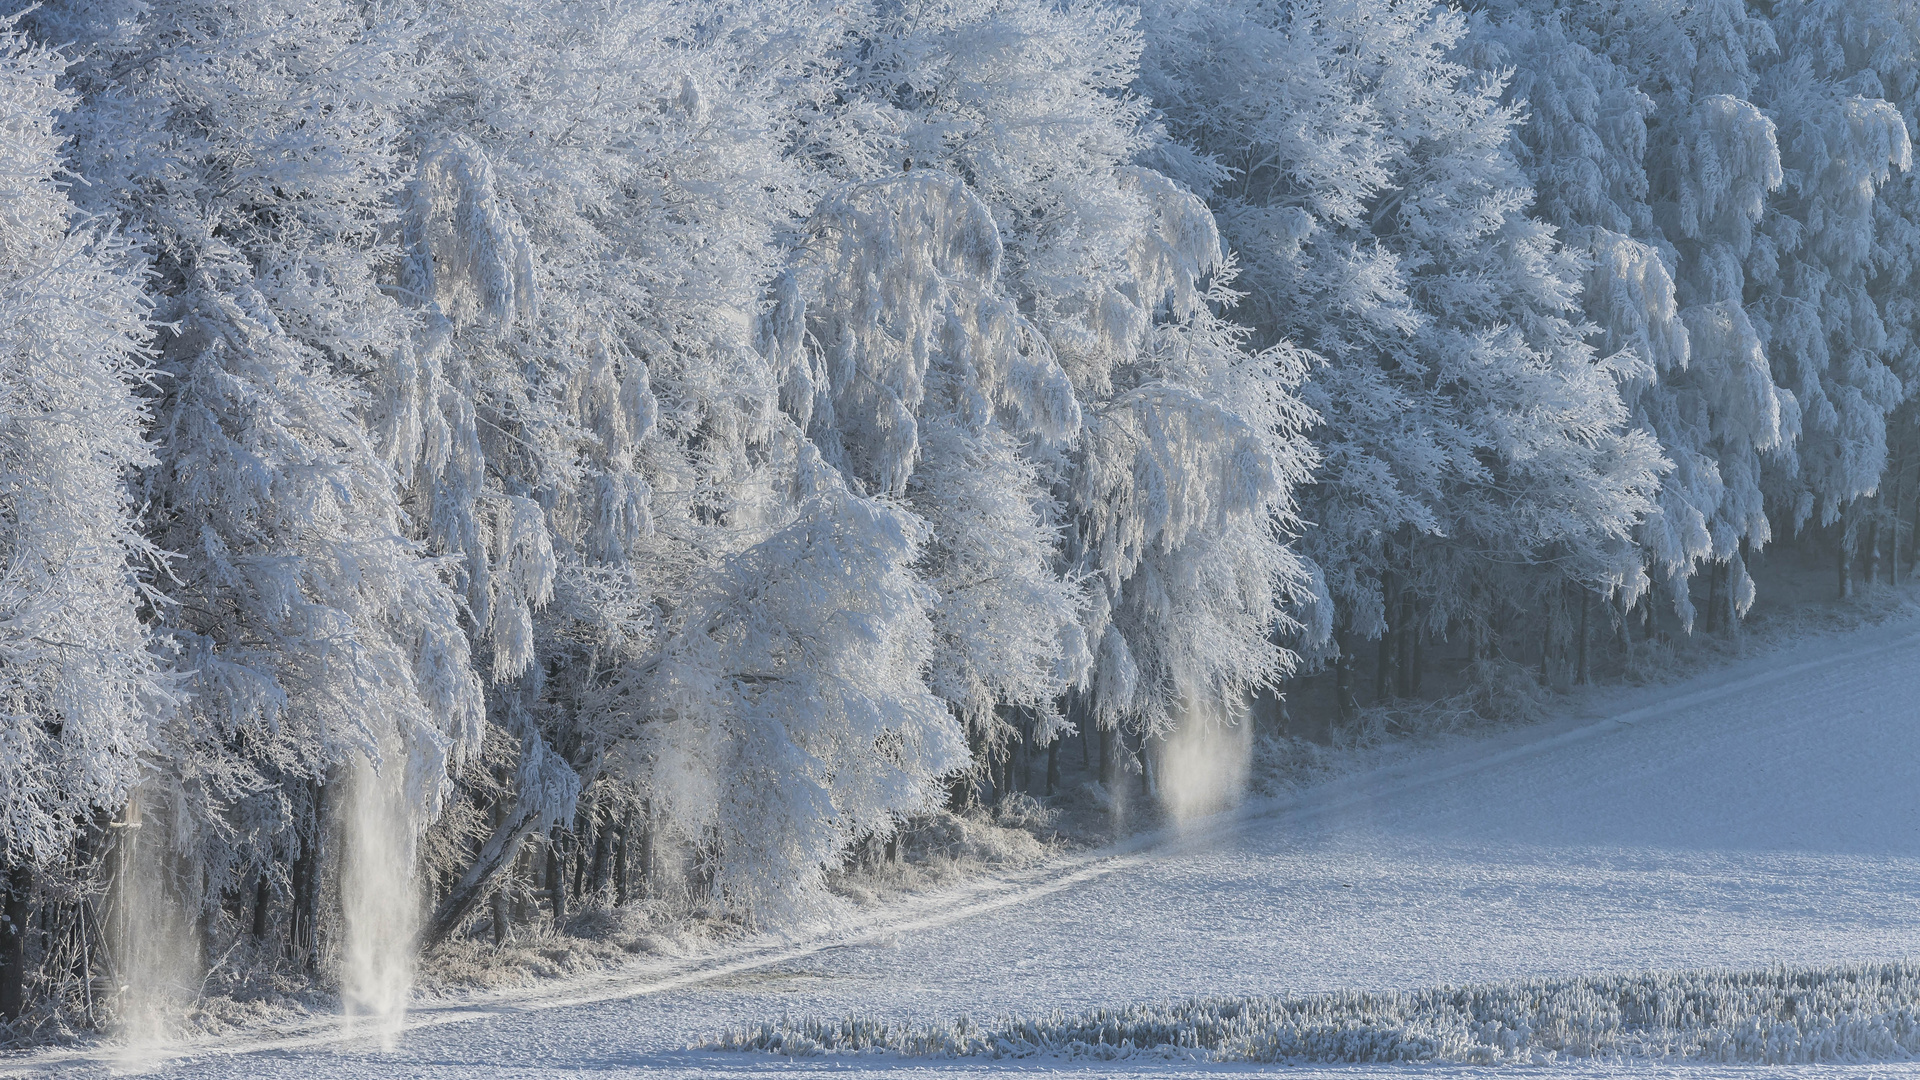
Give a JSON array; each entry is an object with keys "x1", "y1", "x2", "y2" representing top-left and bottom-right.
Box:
[
  {"x1": 1375, "y1": 624, "x2": 1394, "y2": 702},
  {"x1": 1045, "y1": 738, "x2": 1060, "y2": 796},
  {"x1": 613, "y1": 809, "x2": 633, "y2": 906},
  {"x1": 1893, "y1": 471, "x2": 1907, "y2": 584},
  {"x1": 1133, "y1": 732, "x2": 1151, "y2": 799},
  {"x1": 546, "y1": 830, "x2": 568, "y2": 928},
  {"x1": 249, "y1": 870, "x2": 270, "y2": 940},
  {"x1": 1, "y1": 862, "x2": 28, "y2": 1021},
  {"x1": 1907, "y1": 459, "x2": 1920, "y2": 580},
  {"x1": 1576, "y1": 589, "x2": 1591, "y2": 685},
  {"x1": 1018, "y1": 711, "x2": 1034, "y2": 795},
  {"x1": 1395, "y1": 587, "x2": 1417, "y2": 698},
  {"x1": 421, "y1": 798, "x2": 543, "y2": 949},
  {"x1": 1866, "y1": 514, "x2": 1882, "y2": 587},
  {"x1": 589, "y1": 815, "x2": 611, "y2": 899},
  {"x1": 638, "y1": 801, "x2": 655, "y2": 899},
  {"x1": 1540, "y1": 597, "x2": 1553, "y2": 678},
  {"x1": 1839, "y1": 521, "x2": 1854, "y2": 600},
  {"x1": 512, "y1": 847, "x2": 534, "y2": 926},
  {"x1": 488, "y1": 889, "x2": 509, "y2": 947},
  {"x1": 571, "y1": 806, "x2": 591, "y2": 903},
  {"x1": 1334, "y1": 628, "x2": 1358, "y2": 722},
  {"x1": 289, "y1": 779, "x2": 327, "y2": 971}
]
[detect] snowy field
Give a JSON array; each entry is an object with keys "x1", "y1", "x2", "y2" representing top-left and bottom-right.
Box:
[{"x1": 12, "y1": 614, "x2": 1920, "y2": 1079}]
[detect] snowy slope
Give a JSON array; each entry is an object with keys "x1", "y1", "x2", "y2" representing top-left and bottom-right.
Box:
[{"x1": 12, "y1": 614, "x2": 1920, "y2": 1079}]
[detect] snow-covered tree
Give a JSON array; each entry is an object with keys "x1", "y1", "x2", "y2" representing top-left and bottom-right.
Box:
[
  {"x1": 617, "y1": 450, "x2": 964, "y2": 917},
  {"x1": 1142, "y1": 0, "x2": 1662, "y2": 690},
  {"x1": 1473, "y1": 0, "x2": 1789, "y2": 628},
  {"x1": 1751, "y1": 0, "x2": 1916, "y2": 587},
  {"x1": 834, "y1": 0, "x2": 1317, "y2": 762},
  {"x1": 39, "y1": 0, "x2": 485, "y2": 981},
  {"x1": 0, "y1": 15, "x2": 160, "y2": 885},
  {"x1": 776, "y1": 171, "x2": 1087, "y2": 773}
]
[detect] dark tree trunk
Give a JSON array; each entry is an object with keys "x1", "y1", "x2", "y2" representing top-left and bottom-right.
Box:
[
  {"x1": 1617, "y1": 592, "x2": 1632, "y2": 656},
  {"x1": 249, "y1": 870, "x2": 270, "y2": 940},
  {"x1": 512, "y1": 847, "x2": 534, "y2": 926},
  {"x1": 614, "y1": 813, "x2": 632, "y2": 907},
  {"x1": 1018, "y1": 711, "x2": 1033, "y2": 795},
  {"x1": 1540, "y1": 598, "x2": 1553, "y2": 678},
  {"x1": 1098, "y1": 725, "x2": 1115, "y2": 787},
  {"x1": 1866, "y1": 516, "x2": 1881, "y2": 586},
  {"x1": 489, "y1": 889, "x2": 509, "y2": 947},
  {"x1": 1893, "y1": 482, "x2": 1906, "y2": 584},
  {"x1": 1334, "y1": 629, "x2": 1358, "y2": 722},
  {"x1": 572, "y1": 811, "x2": 590, "y2": 902},
  {"x1": 1839, "y1": 520, "x2": 1854, "y2": 600},
  {"x1": 1, "y1": 862, "x2": 29, "y2": 1021},
  {"x1": 546, "y1": 830, "x2": 568, "y2": 929},
  {"x1": 289, "y1": 779, "x2": 327, "y2": 971},
  {"x1": 638, "y1": 801, "x2": 655, "y2": 899},
  {"x1": 589, "y1": 817, "x2": 611, "y2": 898},
  {"x1": 1907, "y1": 469, "x2": 1920, "y2": 580},
  {"x1": 1374, "y1": 627, "x2": 1394, "y2": 703},
  {"x1": 1133, "y1": 733, "x2": 1151, "y2": 798},
  {"x1": 420, "y1": 797, "x2": 544, "y2": 949},
  {"x1": 1576, "y1": 590, "x2": 1591, "y2": 686},
  {"x1": 1046, "y1": 738, "x2": 1060, "y2": 796},
  {"x1": 1395, "y1": 588, "x2": 1416, "y2": 698},
  {"x1": 1410, "y1": 628, "x2": 1424, "y2": 697}
]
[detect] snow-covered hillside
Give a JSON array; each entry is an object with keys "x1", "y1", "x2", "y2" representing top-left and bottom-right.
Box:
[{"x1": 11, "y1": 612, "x2": 1920, "y2": 1078}]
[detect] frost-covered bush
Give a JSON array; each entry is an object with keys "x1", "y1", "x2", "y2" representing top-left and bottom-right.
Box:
[{"x1": 718, "y1": 962, "x2": 1920, "y2": 1065}]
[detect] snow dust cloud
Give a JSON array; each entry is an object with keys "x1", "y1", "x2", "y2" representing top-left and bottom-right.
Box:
[
  {"x1": 110, "y1": 789, "x2": 198, "y2": 1067},
  {"x1": 1153, "y1": 701, "x2": 1252, "y2": 826},
  {"x1": 339, "y1": 743, "x2": 419, "y2": 1049}
]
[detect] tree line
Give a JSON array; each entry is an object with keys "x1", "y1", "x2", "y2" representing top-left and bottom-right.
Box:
[{"x1": 3, "y1": 0, "x2": 1918, "y2": 1031}]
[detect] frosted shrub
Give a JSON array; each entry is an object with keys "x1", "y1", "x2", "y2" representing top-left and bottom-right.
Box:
[{"x1": 719, "y1": 962, "x2": 1920, "y2": 1066}]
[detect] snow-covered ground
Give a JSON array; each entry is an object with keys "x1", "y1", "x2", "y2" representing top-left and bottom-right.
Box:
[{"x1": 13, "y1": 614, "x2": 1920, "y2": 1079}]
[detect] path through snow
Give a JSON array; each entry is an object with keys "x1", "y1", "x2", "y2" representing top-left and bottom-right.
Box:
[{"x1": 12, "y1": 615, "x2": 1920, "y2": 1078}]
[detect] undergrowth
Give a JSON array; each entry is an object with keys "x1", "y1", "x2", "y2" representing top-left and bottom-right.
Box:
[{"x1": 715, "y1": 961, "x2": 1920, "y2": 1066}]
